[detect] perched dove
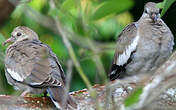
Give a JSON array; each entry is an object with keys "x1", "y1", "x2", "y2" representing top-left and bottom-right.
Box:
[
  {"x1": 109, "y1": 2, "x2": 174, "y2": 80},
  {"x1": 3, "y1": 26, "x2": 77, "y2": 109}
]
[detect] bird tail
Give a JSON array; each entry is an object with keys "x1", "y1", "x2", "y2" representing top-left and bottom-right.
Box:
[{"x1": 47, "y1": 87, "x2": 77, "y2": 109}]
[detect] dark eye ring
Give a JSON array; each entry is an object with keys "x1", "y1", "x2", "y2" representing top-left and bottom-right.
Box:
[
  {"x1": 144, "y1": 9, "x2": 148, "y2": 13},
  {"x1": 17, "y1": 32, "x2": 21, "y2": 36}
]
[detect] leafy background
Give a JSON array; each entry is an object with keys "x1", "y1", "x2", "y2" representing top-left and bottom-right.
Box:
[{"x1": 0, "y1": 0, "x2": 175, "y2": 95}]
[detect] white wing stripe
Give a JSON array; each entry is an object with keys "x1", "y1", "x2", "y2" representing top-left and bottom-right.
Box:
[
  {"x1": 29, "y1": 82, "x2": 43, "y2": 85},
  {"x1": 117, "y1": 32, "x2": 140, "y2": 65},
  {"x1": 7, "y1": 68, "x2": 23, "y2": 82}
]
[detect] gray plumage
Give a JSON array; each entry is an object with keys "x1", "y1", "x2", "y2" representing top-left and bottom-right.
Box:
[
  {"x1": 109, "y1": 2, "x2": 174, "y2": 80},
  {"x1": 3, "y1": 26, "x2": 77, "y2": 109}
]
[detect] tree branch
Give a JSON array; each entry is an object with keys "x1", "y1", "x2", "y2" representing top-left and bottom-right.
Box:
[{"x1": 49, "y1": 0, "x2": 92, "y2": 90}]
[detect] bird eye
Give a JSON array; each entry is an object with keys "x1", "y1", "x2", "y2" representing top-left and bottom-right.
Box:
[
  {"x1": 144, "y1": 9, "x2": 148, "y2": 13},
  {"x1": 17, "y1": 32, "x2": 21, "y2": 36},
  {"x1": 144, "y1": 8, "x2": 149, "y2": 14}
]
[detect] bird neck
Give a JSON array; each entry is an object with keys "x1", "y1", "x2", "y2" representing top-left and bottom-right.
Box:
[
  {"x1": 139, "y1": 14, "x2": 152, "y2": 23},
  {"x1": 12, "y1": 38, "x2": 38, "y2": 47},
  {"x1": 139, "y1": 15, "x2": 161, "y2": 25}
]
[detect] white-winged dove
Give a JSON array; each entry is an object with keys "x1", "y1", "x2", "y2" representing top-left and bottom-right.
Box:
[
  {"x1": 109, "y1": 2, "x2": 174, "y2": 80},
  {"x1": 3, "y1": 26, "x2": 77, "y2": 109}
]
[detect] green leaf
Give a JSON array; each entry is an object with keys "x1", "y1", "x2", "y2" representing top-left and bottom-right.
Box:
[
  {"x1": 28, "y1": 0, "x2": 47, "y2": 11},
  {"x1": 90, "y1": 0, "x2": 133, "y2": 21},
  {"x1": 124, "y1": 88, "x2": 143, "y2": 107},
  {"x1": 157, "y1": 0, "x2": 176, "y2": 17},
  {"x1": 156, "y1": 2, "x2": 164, "y2": 9},
  {"x1": 96, "y1": 19, "x2": 123, "y2": 40},
  {"x1": 61, "y1": 0, "x2": 76, "y2": 10}
]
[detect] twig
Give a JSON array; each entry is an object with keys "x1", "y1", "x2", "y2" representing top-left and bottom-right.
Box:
[
  {"x1": 62, "y1": 59, "x2": 74, "y2": 107},
  {"x1": 87, "y1": 39, "x2": 107, "y2": 83},
  {"x1": 49, "y1": 0, "x2": 92, "y2": 89}
]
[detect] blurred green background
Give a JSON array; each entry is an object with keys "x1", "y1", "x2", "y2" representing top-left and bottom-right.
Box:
[{"x1": 0, "y1": 0, "x2": 175, "y2": 95}]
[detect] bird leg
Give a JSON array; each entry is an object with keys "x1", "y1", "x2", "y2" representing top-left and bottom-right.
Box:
[
  {"x1": 43, "y1": 91, "x2": 48, "y2": 97},
  {"x1": 20, "y1": 90, "x2": 32, "y2": 97}
]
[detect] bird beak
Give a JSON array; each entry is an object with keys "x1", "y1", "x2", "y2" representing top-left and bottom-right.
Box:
[
  {"x1": 151, "y1": 13, "x2": 158, "y2": 22},
  {"x1": 3, "y1": 37, "x2": 15, "y2": 46}
]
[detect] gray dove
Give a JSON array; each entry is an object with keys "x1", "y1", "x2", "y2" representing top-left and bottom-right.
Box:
[
  {"x1": 109, "y1": 2, "x2": 174, "y2": 80},
  {"x1": 3, "y1": 26, "x2": 77, "y2": 109}
]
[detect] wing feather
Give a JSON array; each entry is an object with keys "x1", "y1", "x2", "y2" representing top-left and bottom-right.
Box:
[
  {"x1": 109, "y1": 23, "x2": 139, "y2": 79},
  {"x1": 5, "y1": 40, "x2": 64, "y2": 87}
]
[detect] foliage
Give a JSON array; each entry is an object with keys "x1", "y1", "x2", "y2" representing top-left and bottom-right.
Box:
[
  {"x1": 157, "y1": 0, "x2": 176, "y2": 17},
  {"x1": 124, "y1": 88, "x2": 143, "y2": 107},
  {"x1": 90, "y1": 0, "x2": 133, "y2": 20}
]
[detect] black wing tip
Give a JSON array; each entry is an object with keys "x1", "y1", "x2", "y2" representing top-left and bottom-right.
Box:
[{"x1": 109, "y1": 64, "x2": 126, "y2": 81}]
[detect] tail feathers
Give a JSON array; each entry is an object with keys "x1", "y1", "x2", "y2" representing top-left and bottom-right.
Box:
[
  {"x1": 47, "y1": 87, "x2": 77, "y2": 109},
  {"x1": 109, "y1": 64, "x2": 126, "y2": 80}
]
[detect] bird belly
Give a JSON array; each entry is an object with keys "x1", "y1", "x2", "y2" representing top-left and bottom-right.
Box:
[
  {"x1": 5, "y1": 68, "x2": 45, "y2": 94},
  {"x1": 125, "y1": 37, "x2": 162, "y2": 75}
]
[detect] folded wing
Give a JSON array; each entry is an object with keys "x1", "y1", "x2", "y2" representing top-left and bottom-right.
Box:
[
  {"x1": 5, "y1": 40, "x2": 64, "y2": 87},
  {"x1": 109, "y1": 23, "x2": 139, "y2": 80}
]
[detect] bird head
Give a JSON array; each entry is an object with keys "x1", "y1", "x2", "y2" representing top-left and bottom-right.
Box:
[
  {"x1": 143, "y1": 2, "x2": 160, "y2": 22},
  {"x1": 3, "y1": 26, "x2": 39, "y2": 45}
]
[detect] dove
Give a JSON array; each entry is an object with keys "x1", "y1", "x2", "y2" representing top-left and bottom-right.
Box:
[
  {"x1": 3, "y1": 26, "x2": 77, "y2": 109},
  {"x1": 109, "y1": 2, "x2": 174, "y2": 80}
]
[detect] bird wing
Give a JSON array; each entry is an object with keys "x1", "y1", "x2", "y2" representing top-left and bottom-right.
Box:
[
  {"x1": 5, "y1": 40, "x2": 64, "y2": 87},
  {"x1": 109, "y1": 23, "x2": 139, "y2": 79},
  {"x1": 160, "y1": 20, "x2": 174, "y2": 53}
]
